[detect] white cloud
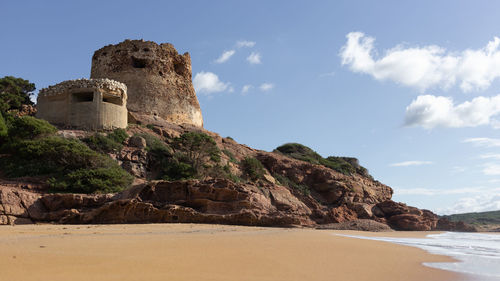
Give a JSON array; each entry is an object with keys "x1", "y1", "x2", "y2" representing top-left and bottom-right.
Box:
[
  {"x1": 259, "y1": 83, "x2": 274, "y2": 92},
  {"x1": 193, "y1": 71, "x2": 230, "y2": 94},
  {"x1": 247, "y1": 52, "x2": 262, "y2": 64},
  {"x1": 463, "y1": 137, "x2": 500, "y2": 147},
  {"x1": 438, "y1": 193, "x2": 500, "y2": 215},
  {"x1": 340, "y1": 32, "x2": 500, "y2": 92},
  {"x1": 236, "y1": 40, "x2": 256, "y2": 48},
  {"x1": 214, "y1": 50, "x2": 235, "y2": 64},
  {"x1": 319, "y1": 72, "x2": 336, "y2": 78},
  {"x1": 451, "y1": 166, "x2": 466, "y2": 174},
  {"x1": 404, "y1": 94, "x2": 500, "y2": 129},
  {"x1": 483, "y1": 163, "x2": 500, "y2": 175},
  {"x1": 395, "y1": 186, "x2": 494, "y2": 196},
  {"x1": 389, "y1": 160, "x2": 433, "y2": 167},
  {"x1": 241, "y1": 84, "x2": 252, "y2": 94},
  {"x1": 480, "y1": 153, "x2": 500, "y2": 160}
]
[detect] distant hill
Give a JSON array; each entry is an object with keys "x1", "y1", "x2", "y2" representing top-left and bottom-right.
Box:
[{"x1": 442, "y1": 210, "x2": 500, "y2": 232}]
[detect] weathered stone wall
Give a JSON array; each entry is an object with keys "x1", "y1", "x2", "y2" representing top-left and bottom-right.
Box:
[
  {"x1": 37, "y1": 78, "x2": 128, "y2": 130},
  {"x1": 90, "y1": 39, "x2": 203, "y2": 127}
]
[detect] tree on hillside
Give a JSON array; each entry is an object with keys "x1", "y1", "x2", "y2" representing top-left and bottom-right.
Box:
[
  {"x1": 0, "y1": 76, "x2": 35, "y2": 113},
  {"x1": 0, "y1": 114, "x2": 7, "y2": 138},
  {"x1": 172, "y1": 132, "x2": 221, "y2": 174}
]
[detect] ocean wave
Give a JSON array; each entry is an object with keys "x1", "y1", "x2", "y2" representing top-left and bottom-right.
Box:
[{"x1": 336, "y1": 232, "x2": 500, "y2": 280}]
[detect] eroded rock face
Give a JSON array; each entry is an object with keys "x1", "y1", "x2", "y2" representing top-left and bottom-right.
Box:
[
  {"x1": 436, "y1": 217, "x2": 477, "y2": 232},
  {"x1": 0, "y1": 125, "x2": 476, "y2": 231},
  {"x1": 90, "y1": 40, "x2": 203, "y2": 127},
  {"x1": 0, "y1": 180, "x2": 313, "y2": 226},
  {"x1": 0, "y1": 181, "x2": 477, "y2": 231},
  {"x1": 256, "y1": 151, "x2": 393, "y2": 205},
  {"x1": 373, "y1": 201, "x2": 440, "y2": 231}
]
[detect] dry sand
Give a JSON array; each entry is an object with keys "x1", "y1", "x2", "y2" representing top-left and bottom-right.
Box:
[{"x1": 0, "y1": 224, "x2": 466, "y2": 281}]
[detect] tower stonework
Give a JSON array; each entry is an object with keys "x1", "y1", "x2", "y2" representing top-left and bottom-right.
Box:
[{"x1": 90, "y1": 40, "x2": 203, "y2": 127}]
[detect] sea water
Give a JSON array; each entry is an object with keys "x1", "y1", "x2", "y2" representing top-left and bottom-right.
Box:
[{"x1": 337, "y1": 232, "x2": 500, "y2": 281}]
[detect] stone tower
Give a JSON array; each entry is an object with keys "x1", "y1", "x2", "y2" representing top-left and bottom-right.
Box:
[{"x1": 90, "y1": 40, "x2": 203, "y2": 127}]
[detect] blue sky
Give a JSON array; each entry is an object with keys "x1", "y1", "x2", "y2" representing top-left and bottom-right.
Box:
[{"x1": 2, "y1": 0, "x2": 500, "y2": 214}]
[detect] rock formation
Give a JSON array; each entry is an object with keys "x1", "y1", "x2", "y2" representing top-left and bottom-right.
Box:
[
  {"x1": 90, "y1": 40, "x2": 203, "y2": 127},
  {"x1": 0, "y1": 122, "x2": 477, "y2": 231}
]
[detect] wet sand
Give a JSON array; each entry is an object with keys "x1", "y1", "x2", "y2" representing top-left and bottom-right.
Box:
[{"x1": 0, "y1": 224, "x2": 465, "y2": 281}]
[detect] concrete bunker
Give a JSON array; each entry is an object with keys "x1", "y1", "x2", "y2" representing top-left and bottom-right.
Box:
[{"x1": 37, "y1": 78, "x2": 128, "y2": 130}]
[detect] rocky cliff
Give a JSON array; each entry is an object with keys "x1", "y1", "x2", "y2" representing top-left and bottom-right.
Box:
[{"x1": 0, "y1": 119, "x2": 476, "y2": 231}]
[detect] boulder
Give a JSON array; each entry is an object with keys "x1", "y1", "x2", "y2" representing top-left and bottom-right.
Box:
[{"x1": 128, "y1": 135, "x2": 147, "y2": 149}]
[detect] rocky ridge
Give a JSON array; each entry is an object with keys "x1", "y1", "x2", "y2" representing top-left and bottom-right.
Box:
[{"x1": 0, "y1": 120, "x2": 476, "y2": 231}]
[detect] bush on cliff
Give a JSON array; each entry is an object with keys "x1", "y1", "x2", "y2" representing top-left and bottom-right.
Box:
[
  {"x1": 166, "y1": 131, "x2": 221, "y2": 180},
  {"x1": 133, "y1": 133, "x2": 187, "y2": 180},
  {"x1": 48, "y1": 166, "x2": 133, "y2": 194},
  {"x1": 136, "y1": 131, "x2": 225, "y2": 181},
  {"x1": 0, "y1": 114, "x2": 7, "y2": 138},
  {"x1": 136, "y1": 132, "x2": 171, "y2": 155},
  {"x1": 7, "y1": 116, "x2": 57, "y2": 140},
  {"x1": 1, "y1": 136, "x2": 133, "y2": 193},
  {"x1": 241, "y1": 157, "x2": 266, "y2": 181},
  {"x1": 83, "y1": 129, "x2": 129, "y2": 153},
  {"x1": 172, "y1": 131, "x2": 221, "y2": 168},
  {"x1": 274, "y1": 143, "x2": 371, "y2": 177},
  {"x1": 108, "y1": 128, "x2": 128, "y2": 143},
  {"x1": 273, "y1": 173, "x2": 310, "y2": 195}
]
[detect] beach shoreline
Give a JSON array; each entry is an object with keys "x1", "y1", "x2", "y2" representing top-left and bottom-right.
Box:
[{"x1": 0, "y1": 224, "x2": 466, "y2": 281}]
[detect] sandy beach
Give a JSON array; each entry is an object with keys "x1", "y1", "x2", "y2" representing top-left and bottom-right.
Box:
[{"x1": 0, "y1": 224, "x2": 465, "y2": 281}]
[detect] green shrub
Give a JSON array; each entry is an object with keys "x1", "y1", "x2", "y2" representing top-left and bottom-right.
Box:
[
  {"x1": 226, "y1": 173, "x2": 242, "y2": 183},
  {"x1": 205, "y1": 164, "x2": 242, "y2": 183},
  {"x1": 7, "y1": 116, "x2": 57, "y2": 140},
  {"x1": 173, "y1": 132, "x2": 221, "y2": 165},
  {"x1": 83, "y1": 134, "x2": 122, "y2": 153},
  {"x1": 48, "y1": 167, "x2": 133, "y2": 194},
  {"x1": 160, "y1": 152, "x2": 197, "y2": 181},
  {"x1": 321, "y1": 157, "x2": 356, "y2": 175},
  {"x1": 133, "y1": 133, "x2": 196, "y2": 181},
  {"x1": 83, "y1": 129, "x2": 129, "y2": 153},
  {"x1": 107, "y1": 128, "x2": 128, "y2": 144},
  {"x1": 241, "y1": 157, "x2": 266, "y2": 181},
  {"x1": 135, "y1": 131, "x2": 224, "y2": 181},
  {"x1": 274, "y1": 143, "x2": 371, "y2": 177},
  {"x1": 274, "y1": 143, "x2": 323, "y2": 164},
  {"x1": 273, "y1": 173, "x2": 310, "y2": 195},
  {"x1": 0, "y1": 114, "x2": 7, "y2": 138},
  {"x1": 0, "y1": 136, "x2": 133, "y2": 193},
  {"x1": 135, "y1": 133, "x2": 171, "y2": 154},
  {"x1": 222, "y1": 149, "x2": 238, "y2": 163}
]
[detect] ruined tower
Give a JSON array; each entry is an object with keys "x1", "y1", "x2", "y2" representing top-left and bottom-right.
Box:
[{"x1": 90, "y1": 40, "x2": 203, "y2": 127}]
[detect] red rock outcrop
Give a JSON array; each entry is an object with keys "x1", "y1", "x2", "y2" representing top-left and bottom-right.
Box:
[
  {"x1": 372, "y1": 201, "x2": 440, "y2": 231},
  {"x1": 435, "y1": 217, "x2": 477, "y2": 232},
  {"x1": 1, "y1": 179, "x2": 313, "y2": 226},
  {"x1": 0, "y1": 123, "x2": 476, "y2": 231},
  {"x1": 256, "y1": 151, "x2": 393, "y2": 205}
]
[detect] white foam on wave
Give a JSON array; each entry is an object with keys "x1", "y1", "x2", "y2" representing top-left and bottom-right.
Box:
[{"x1": 336, "y1": 232, "x2": 500, "y2": 280}]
